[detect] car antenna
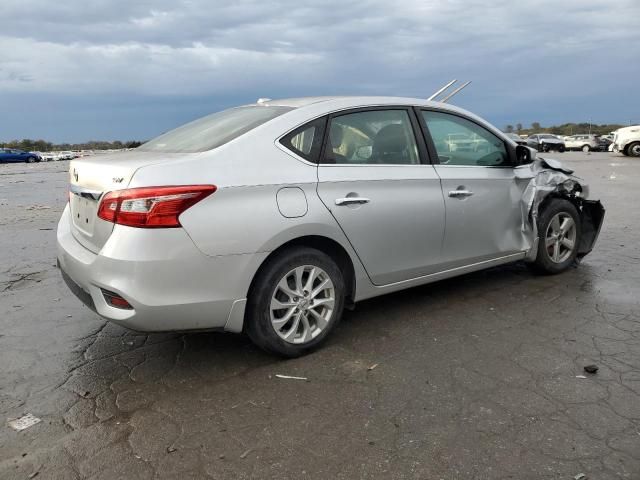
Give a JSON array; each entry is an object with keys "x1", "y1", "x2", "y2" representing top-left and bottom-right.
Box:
[{"x1": 428, "y1": 80, "x2": 472, "y2": 103}]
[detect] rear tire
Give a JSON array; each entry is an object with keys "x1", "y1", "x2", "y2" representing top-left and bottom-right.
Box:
[
  {"x1": 529, "y1": 199, "x2": 581, "y2": 275},
  {"x1": 559, "y1": 145, "x2": 565, "y2": 152},
  {"x1": 582, "y1": 145, "x2": 590, "y2": 153},
  {"x1": 245, "y1": 247, "x2": 345, "y2": 357},
  {"x1": 627, "y1": 142, "x2": 640, "y2": 157}
]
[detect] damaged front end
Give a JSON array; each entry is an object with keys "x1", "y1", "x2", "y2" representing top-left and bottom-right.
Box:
[{"x1": 516, "y1": 156, "x2": 605, "y2": 262}]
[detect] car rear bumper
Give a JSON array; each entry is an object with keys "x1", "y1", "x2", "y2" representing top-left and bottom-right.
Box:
[{"x1": 56, "y1": 204, "x2": 267, "y2": 332}]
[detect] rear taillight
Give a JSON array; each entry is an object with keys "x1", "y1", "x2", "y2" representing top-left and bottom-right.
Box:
[{"x1": 97, "y1": 185, "x2": 216, "y2": 228}]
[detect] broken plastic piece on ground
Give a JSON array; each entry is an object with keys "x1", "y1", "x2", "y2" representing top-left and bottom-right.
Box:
[
  {"x1": 575, "y1": 375, "x2": 587, "y2": 379},
  {"x1": 275, "y1": 374, "x2": 308, "y2": 381},
  {"x1": 368, "y1": 363, "x2": 379, "y2": 371},
  {"x1": 240, "y1": 449, "x2": 252, "y2": 459},
  {"x1": 574, "y1": 473, "x2": 587, "y2": 480},
  {"x1": 8, "y1": 413, "x2": 42, "y2": 431},
  {"x1": 584, "y1": 365, "x2": 599, "y2": 374}
]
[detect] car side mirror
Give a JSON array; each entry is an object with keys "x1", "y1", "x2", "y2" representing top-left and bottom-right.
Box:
[{"x1": 516, "y1": 145, "x2": 533, "y2": 165}]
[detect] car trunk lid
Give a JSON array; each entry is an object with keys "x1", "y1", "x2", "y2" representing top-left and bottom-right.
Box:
[{"x1": 68, "y1": 151, "x2": 185, "y2": 253}]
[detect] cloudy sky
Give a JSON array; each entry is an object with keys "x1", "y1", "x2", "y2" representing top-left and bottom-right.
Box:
[{"x1": 1, "y1": 0, "x2": 638, "y2": 142}]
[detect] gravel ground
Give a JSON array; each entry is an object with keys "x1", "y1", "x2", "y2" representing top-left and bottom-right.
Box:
[{"x1": 1, "y1": 151, "x2": 639, "y2": 479}]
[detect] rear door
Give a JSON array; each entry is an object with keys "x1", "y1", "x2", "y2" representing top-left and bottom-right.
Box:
[
  {"x1": 418, "y1": 109, "x2": 528, "y2": 268},
  {"x1": 316, "y1": 107, "x2": 445, "y2": 286}
]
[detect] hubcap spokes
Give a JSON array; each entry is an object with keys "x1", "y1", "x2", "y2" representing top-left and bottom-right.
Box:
[
  {"x1": 545, "y1": 213, "x2": 576, "y2": 263},
  {"x1": 270, "y1": 265, "x2": 335, "y2": 344}
]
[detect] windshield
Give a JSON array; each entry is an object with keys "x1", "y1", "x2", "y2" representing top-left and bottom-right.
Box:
[
  {"x1": 139, "y1": 106, "x2": 293, "y2": 153},
  {"x1": 540, "y1": 134, "x2": 558, "y2": 139}
]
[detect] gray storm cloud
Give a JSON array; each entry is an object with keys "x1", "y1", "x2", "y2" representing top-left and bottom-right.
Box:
[{"x1": 0, "y1": 0, "x2": 638, "y2": 141}]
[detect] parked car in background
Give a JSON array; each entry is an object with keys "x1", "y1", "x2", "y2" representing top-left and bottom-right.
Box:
[
  {"x1": 611, "y1": 125, "x2": 640, "y2": 157},
  {"x1": 598, "y1": 135, "x2": 613, "y2": 151},
  {"x1": 564, "y1": 134, "x2": 601, "y2": 152},
  {"x1": 506, "y1": 133, "x2": 528, "y2": 146},
  {"x1": 57, "y1": 96, "x2": 604, "y2": 357},
  {"x1": 58, "y1": 151, "x2": 77, "y2": 160},
  {"x1": 0, "y1": 149, "x2": 41, "y2": 163},
  {"x1": 526, "y1": 134, "x2": 566, "y2": 152}
]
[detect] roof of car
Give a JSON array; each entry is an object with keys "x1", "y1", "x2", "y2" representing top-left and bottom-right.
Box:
[
  {"x1": 253, "y1": 95, "x2": 460, "y2": 110},
  {"x1": 245, "y1": 96, "x2": 508, "y2": 142}
]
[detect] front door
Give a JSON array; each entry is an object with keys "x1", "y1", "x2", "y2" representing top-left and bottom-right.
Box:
[
  {"x1": 316, "y1": 108, "x2": 446, "y2": 286},
  {"x1": 419, "y1": 109, "x2": 529, "y2": 268}
]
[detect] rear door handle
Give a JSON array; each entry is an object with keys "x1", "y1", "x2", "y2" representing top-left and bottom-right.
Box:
[
  {"x1": 448, "y1": 190, "x2": 474, "y2": 198},
  {"x1": 335, "y1": 197, "x2": 371, "y2": 206}
]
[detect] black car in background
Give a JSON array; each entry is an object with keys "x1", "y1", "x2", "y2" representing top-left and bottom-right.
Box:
[{"x1": 526, "y1": 134, "x2": 566, "y2": 152}]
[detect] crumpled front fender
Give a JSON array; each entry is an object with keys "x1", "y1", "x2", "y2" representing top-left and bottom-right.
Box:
[{"x1": 517, "y1": 157, "x2": 605, "y2": 262}]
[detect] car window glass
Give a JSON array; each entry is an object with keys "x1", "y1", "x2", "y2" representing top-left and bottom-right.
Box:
[
  {"x1": 290, "y1": 126, "x2": 315, "y2": 155},
  {"x1": 279, "y1": 116, "x2": 326, "y2": 163},
  {"x1": 322, "y1": 110, "x2": 419, "y2": 165},
  {"x1": 139, "y1": 106, "x2": 293, "y2": 153},
  {"x1": 421, "y1": 111, "x2": 509, "y2": 166}
]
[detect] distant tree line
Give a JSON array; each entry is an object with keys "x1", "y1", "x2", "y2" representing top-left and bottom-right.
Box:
[
  {"x1": 0, "y1": 139, "x2": 144, "y2": 151},
  {"x1": 503, "y1": 122, "x2": 625, "y2": 136}
]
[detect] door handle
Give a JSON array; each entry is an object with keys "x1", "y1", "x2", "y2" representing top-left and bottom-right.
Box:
[
  {"x1": 448, "y1": 190, "x2": 474, "y2": 198},
  {"x1": 335, "y1": 197, "x2": 371, "y2": 206}
]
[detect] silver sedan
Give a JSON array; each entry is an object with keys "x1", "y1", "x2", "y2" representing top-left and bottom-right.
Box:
[{"x1": 57, "y1": 96, "x2": 604, "y2": 356}]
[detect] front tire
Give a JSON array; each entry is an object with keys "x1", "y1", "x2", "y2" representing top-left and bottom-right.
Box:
[
  {"x1": 246, "y1": 247, "x2": 345, "y2": 357},
  {"x1": 529, "y1": 199, "x2": 581, "y2": 275},
  {"x1": 627, "y1": 142, "x2": 640, "y2": 157},
  {"x1": 582, "y1": 145, "x2": 590, "y2": 153},
  {"x1": 26, "y1": 156, "x2": 36, "y2": 163}
]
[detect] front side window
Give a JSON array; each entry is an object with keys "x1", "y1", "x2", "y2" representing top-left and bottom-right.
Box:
[
  {"x1": 422, "y1": 111, "x2": 509, "y2": 167},
  {"x1": 322, "y1": 109, "x2": 420, "y2": 165},
  {"x1": 139, "y1": 106, "x2": 293, "y2": 153}
]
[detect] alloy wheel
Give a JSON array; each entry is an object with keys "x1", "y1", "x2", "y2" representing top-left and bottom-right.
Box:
[
  {"x1": 545, "y1": 213, "x2": 577, "y2": 263},
  {"x1": 270, "y1": 265, "x2": 335, "y2": 344}
]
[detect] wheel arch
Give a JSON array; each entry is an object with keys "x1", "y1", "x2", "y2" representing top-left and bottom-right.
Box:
[
  {"x1": 247, "y1": 235, "x2": 358, "y2": 310},
  {"x1": 536, "y1": 191, "x2": 604, "y2": 259}
]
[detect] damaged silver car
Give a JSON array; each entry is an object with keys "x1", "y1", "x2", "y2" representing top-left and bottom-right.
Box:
[{"x1": 57, "y1": 96, "x2": 605, "y2": 356}]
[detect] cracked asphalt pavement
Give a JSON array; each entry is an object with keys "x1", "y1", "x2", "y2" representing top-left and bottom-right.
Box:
[{"x1": 1, "y1": 152, "x2": 639, "y2": 479}]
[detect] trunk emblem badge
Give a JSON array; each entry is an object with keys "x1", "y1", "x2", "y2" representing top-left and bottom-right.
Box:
[{"x1": 113, "y1": 177, "x2": 124, "y2": 184}]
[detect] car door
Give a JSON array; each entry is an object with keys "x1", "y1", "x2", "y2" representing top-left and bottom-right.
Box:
[
  {"x1": 419, "y1": 109, "x2": 529, "y2": 269},
  {"x1": 316, "y1": 107, "x2": 446, "y2": 286},
  {"x1": 4, "y1": 149, "x2": 19, "y2": 162},
  {"x1": 11, "y1": 150, "x2": 24, "y2": 162}
]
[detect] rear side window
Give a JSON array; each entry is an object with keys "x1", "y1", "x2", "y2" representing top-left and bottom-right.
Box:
[
  {"x1": 139, "y1": 106, "x2": 293, "y2": 153},
  {"x1": 279, "y1": 117, "x2": 327, "y2": 163},
  {"x1": 322, "y1": 109, "x2": 420, "y2": 165}
]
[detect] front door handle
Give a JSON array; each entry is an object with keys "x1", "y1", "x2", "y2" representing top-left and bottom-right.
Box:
[
  {"x1": 448, "y1": 190, "x2": 474, "y2": 198},
  {"x1": 335, "y1": 197, "x2": 371, "y2": 206}
]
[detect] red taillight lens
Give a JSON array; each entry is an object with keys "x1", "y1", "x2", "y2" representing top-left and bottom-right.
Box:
[
  {"x1": 101, "y1": 289, "x2": 133, "y2": 310},
  {"x1": 97, "y1": 185, "x2": 216, "y2": 228}
]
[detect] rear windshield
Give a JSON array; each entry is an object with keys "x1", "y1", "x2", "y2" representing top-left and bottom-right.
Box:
[{"x1": 138, "y1": 106, "x2": 293, "y2": 153}]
